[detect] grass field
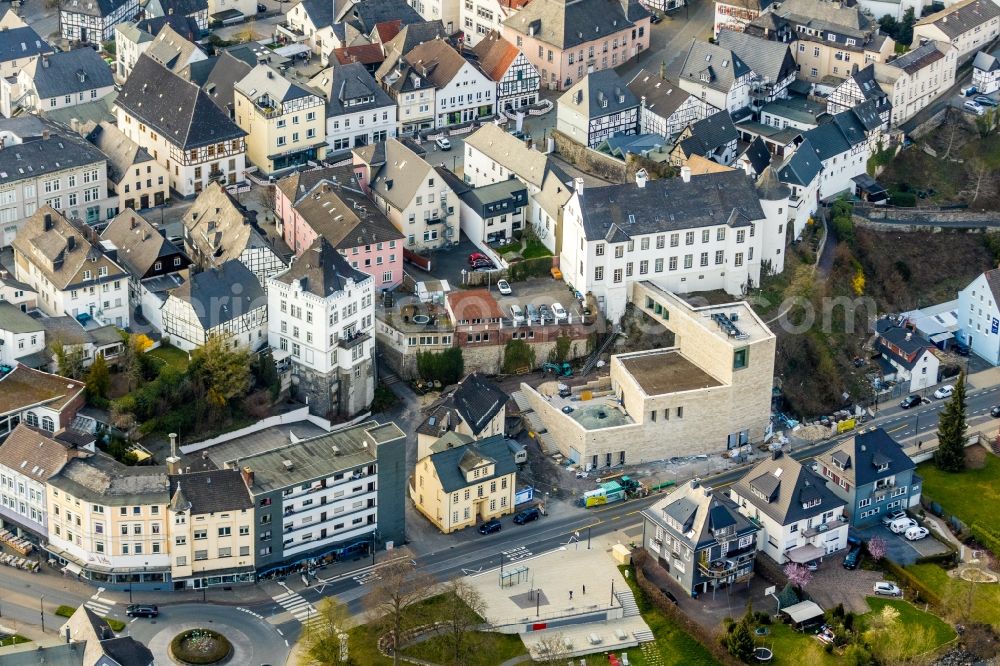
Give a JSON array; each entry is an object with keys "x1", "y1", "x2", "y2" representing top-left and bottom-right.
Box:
[
  {"x1": 906, "y1": 563, "x2": 1000, "y2": 631},
  {"x1": 146, "y1": 344, "x2": 190, "y2": 371},
  {"x1": 918, "y1": 453, "x2": 1000, "y2": 532},
  {"x1": 865, "y1": 597, "x2": 955, "y2": 650}
]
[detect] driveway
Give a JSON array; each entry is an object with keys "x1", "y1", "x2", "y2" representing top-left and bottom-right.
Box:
[
  {"x1": 852, "y1": 524, "x2": 951, "y2": 566},
  {"x1": 807, "y1": 562, "x2": 883, "y2": 614},
  {"x1": 406, "y1": 233, "x2": 484, "y2": 287}
]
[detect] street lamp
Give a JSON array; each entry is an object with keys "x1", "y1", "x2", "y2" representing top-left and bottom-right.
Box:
[
  {"x1": 39, "y1": 595, "x2": 45, "y2": 633},
  {"x1": 201, "y1": 567, "x2": 207, "y2": 603}
]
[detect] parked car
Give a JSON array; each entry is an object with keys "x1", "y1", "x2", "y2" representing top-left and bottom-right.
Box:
[
  {"x1": 650, "y1": 12, "x2": 662, "y2": 23},
  {"x1": 497, "y1": 279, "x2": 512, "y2": 295},
  {"x1": 478, "y1": 519, "x2": 502, "y2": 535},
  {"x1": 992, "y1": 405, "x2": 1000, "y2": 417},
  {"x1": 510, "y1": 304, "x2": 525, "y2": 325},
  {"x1": 551, "y1": 302, "x2": 568, "y2": 321},
  {"x1": 964, "y1": 100, "x2": 985, "y2": 116},
  {"x1": 468, "y1": 252, "x2": 488, "y2": 265},
  {"x1": 905, "y1": 526, "x2": 929, "y2": 541},
  {"x1": 890, "y1": 517, "x2": 918, "y2": 534},
  {"x1": 539, "y1": 304, "x2": 552, "y2": 321},
  {"x1": 513, "y1": 507, "x2": 541, "y2": 524},
  {"x1": 963, "y1": 85, "x2": 979, "y2": 97},
  {"x1": 843, "y1": 544, "x2": 862, "y2": 569},
  {"x1": 525, "y1": 303, "x2": 539, "y2": 323},
  {"x1": 899, "y1": 395, "x2": 921, "y2": 409},
  {"x1": 934, "y1": 385, "x2": 955, "y2": 399},
  {"x1": 873, "y1": 582, "x2": 902, "y2": 597},
  {"x1": 257, "y1": 2, "x2": 266, "y2": 10},
  {"x1": 435, "y1": 137, "x2": 452, "y2": 150},
  {"x1": 126, "y1": 604, "x2": 159, "y2": 618},
  {"x1": 882, "y1": 510, "x2": 907, "y2": 526},
  {"x1": 974, "y1": 95, "x2": 998, "y2": 107},
  {"x1": 806, "y1": 560, "x2": 820, "y2": 572},
  {"x1": 954, "y1": 342, "x2": 971, "y2": 356},
  {"x1": 562, "y1": 405, "x2": 575, "y2": 414}
]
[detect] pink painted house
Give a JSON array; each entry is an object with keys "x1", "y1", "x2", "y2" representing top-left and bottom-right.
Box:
[
  {"x1": 501, "y1": 0, "x2": 651, "y2": 91},
  {"x1": 275, "y1": 166, "x2": 405, "y2": 290}
]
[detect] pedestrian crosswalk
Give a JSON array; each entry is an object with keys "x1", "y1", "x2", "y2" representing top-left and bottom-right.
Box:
[
  {"x1": 273, "y1": 589, "x2": 319, "y2": 626},
  {"x1": 85, "y1": 587, "x2": 115, "y2": 616}
]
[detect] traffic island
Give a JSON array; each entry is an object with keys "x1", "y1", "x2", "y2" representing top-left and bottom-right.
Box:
[{"x1": 168, "y1": 628, "x2": 233, "y2": 665}]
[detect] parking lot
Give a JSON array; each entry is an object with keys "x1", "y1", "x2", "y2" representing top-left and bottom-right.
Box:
[
  {"x1": 853, "y1": 522, "x2": 951, "y2": 566},
  {"x1": 494, "y1": 277, "x2": 586, "y2": 325}
]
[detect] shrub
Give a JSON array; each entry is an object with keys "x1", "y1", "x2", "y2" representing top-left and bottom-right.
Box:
[
  {"x1": 169, "y1": 629, "x2": 233, "y2": 665},
  {"x1": 416, "y1": 347, "x2": 465, "y2": 386},
  {"x1": 502, "y1": 339, "x2": 536, "y2": 374},
  {"x1": 890, "y1": 191, "x2": 917, "y2": 207}
]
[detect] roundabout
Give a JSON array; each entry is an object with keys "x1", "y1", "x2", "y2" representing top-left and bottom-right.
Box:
[{"x1": 169, "y1": 628, "x2": 233, "y2": 664}]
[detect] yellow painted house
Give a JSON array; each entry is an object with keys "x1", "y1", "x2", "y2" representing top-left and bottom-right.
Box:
[{"x1": 410, "y1": 434, "x2": 517, "y2": 533}]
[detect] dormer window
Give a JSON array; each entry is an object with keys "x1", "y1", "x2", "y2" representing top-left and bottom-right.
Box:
[
  {"x1": 802, "y1": 498, "x2": 821, "y2": 510},
  {"x1": 877, "y1": 463, "x2": 889, "y2": 472}
]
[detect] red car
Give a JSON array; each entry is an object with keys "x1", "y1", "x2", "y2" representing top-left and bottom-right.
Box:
[{"x1": 468, "y1": 252, "x2": 488, "y2": 265}]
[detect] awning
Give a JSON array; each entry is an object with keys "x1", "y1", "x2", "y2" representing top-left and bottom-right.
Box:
[
  {"x1": 930, "y1": 332, "x2": 954, "y2": 344},
  {"x1": 786, "y1": 544, "x2": 825, "y2": 564},
  {"x1": 781, "y1": 600, "x2": 824, "y2": 624},
  {"x1": 63, "y1": 561, "x2": 82, "y2": 575},
  {"x1": 274, "y1": 43, "x2": 311, "y2": 58}
]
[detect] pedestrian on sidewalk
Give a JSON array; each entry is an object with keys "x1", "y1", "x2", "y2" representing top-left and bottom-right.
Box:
[
  {"x1": 583, "y1": 584, "x2": 586, "y2": 595},
  {"x1": 569, "y1": 590, "x2": 573, "y2": 601},
  {"x1": 918, "y1": 440, "x2": 923, "y2": 449}
]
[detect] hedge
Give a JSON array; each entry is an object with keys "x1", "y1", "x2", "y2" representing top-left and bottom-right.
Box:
[
  {"x1": 970, "y1": 523, "x2": 1000, "y2": 559},
  {"x1": 882, "y1": 560, "x2": 943, "y2": 606},
  {"x1": 631, "y1": 550, "x2": 743, "y2": 666}
]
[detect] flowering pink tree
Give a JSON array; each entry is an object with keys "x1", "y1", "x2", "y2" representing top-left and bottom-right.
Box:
[
  {"x1": 868, "y1": 536, "x2": 888, "y2": 563},
  {"x1": 784, "y1": 563, "x2": 813, "y2": 588}
]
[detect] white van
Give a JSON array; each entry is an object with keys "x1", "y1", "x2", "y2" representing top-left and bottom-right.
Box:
[
  {"x1": 510, "y1": 304, "x2": 525, "y2": 325},
  {"x1": 889, "y1": 516, "x2": 917, "y2": 534}
]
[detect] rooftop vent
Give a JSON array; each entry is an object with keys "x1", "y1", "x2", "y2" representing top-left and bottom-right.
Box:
[{"x1": 282, "y1": 459, "x2": 294, "y2": 471}]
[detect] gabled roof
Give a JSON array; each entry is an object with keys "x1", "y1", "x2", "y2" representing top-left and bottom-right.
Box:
[
  {"x1": 451, "y1": 372, "x2": 508, "y2": 434},
  {"x1": 678, "y1": 39, "x2": 750, "y2": 94},
  {"x1": 742, "y1": 137, "x2": 772, "y2": 175},
  {"x1": 875, "y1": 319, "x2": 931, "y2": 368},
  {"x1": 802, "y1": 108, "x2": 868, "y2": 161},
  {"x1": 308, "y1": 62, "x2": 394, "y2": 117},
  {"x1": 755, "y1": 165, "x2": 789, "y2": 200},
  {"x1": 138, "y1": 13, "x2": 203, "y2": 41},
  {"x1": 819, "y1": 428, "x2": 914, "y2": 487},
  {"x1": 116, "y1": 54, "x2": 246, "y2": 150},
  {"x1": 146, "y1": 0, "x2": 208, "y2": 19},
  {"x1": 627, "y1": 67, "x2": 693, "y2": 124},
  {"x1": 48, "y1": 452, "x2": 169, "y2": 506},
  {"x1": 235, "y1": 63, "x2": 317, "y2": 106},
  {"x1": 362, "y1": 138, "x2": 439, "y2": 211},
  {"x1": 0, "y1": 365, "x2": 86, "y2": 418},
  {"x1": 915, "y1": 0, "x2": 1000, "y2": 39},
  {"x1": 83, "y1": 120, "x2": 154, "y2": 184},
  {"x1": 100, "y1": 209, "x2": 186, "y2": 278},
  {"x1": 271, "y1": 237, "x2": 370, "y2": 297},
  {"x1": 336, "y1": 0, "x2": 423, "y2": 33},
  {"x1": 428, "y1": 435, "x2": 517, "y2": 493},
  {"x1": 169, "y1": 259, "x2": 265, "y2": 329},
  {"x1": 0, "y1": 24, "x2": 52, "y2": 65},
  {"x1": 716, "y1": 30, "x2": 796, "y2": 85},
  {"x1": 0, "y1": 423, "x2": 83, "y2": 483},
  {"x1": 644, "y1": 480, "x2": 757, "y2": 549},
  {"x1": 332, "y1": 43, "x2": 386, "y2": 67},
  {"x1": 733, "y1": 452, "x2": 846, "y2": 526},
  {"x1": 777, "y1": 138, "x2": 821, "y2": 187},
  {"x1": 847, "y1": 64, "x2": 890, "y2": 102},
  {"x1": 168, "y1": 468, "x2": 253, "y2": 515},
  {"x1": 0, "y1": 301, "x2": 43, "y2": 334},
  {"x1": 144, "y1": 23, "x2": 204, "y2": 74},
  {"x1": 678, "y1": 111, "x2": 738, "y2": 155},
  {"x1": 294, "y1": 0, "x2": 334, "y2": 29},
  {"x1": 577, "y1": 168, "x2": 764, "y2": 241},
  {"x1": 399, "y1": 38, "x2": 478, "y2": 89},
  {"x1": 559, "y1": 69, "x2": 639, "y2": 120},
  {"x1": 0, "y1": 117, "x2": 107, "y2": 187},
  {"x1": 881, "y1": 40, "x2": 947, "y2": 76},
  {"x1": 182, "y1": 182, "x2": 277, "y2": 269},
  {"x1": 200, "y1": 50, "x2": 253, "y2": 114},
  {"x1": 380, "y1": 20, "x2": 449, "y2": 64},
  {"x1": 58, "y1": 0, "x2": 132, "y2": 19},
  {"x1": 470, "y1": 30, "x2": 521, "y2": 82},
  {"x1": 973, "y1": 49, "x2": 1000, "y2": 72},
  {"x1": 503, "y1": 0, "x2": 650, "y2": 50},
  {"x1": 23, "y1": 48, "x2": 114, "y2": 99}
]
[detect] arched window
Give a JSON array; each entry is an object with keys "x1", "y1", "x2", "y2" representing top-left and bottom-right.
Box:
[
  {"x1": 25, "y1": 412, "x2": 38, "y2": 427},
  {"x1": 41, "y1": 416, "x2": 55, "y2": 432}
]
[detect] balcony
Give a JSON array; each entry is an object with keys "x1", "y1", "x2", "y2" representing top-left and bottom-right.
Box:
[
  {"x1": 338, "y1": 331, "x2": 370, "y2": 351},
  {"x1": 698, "y1": 558, "x2": 738, "y2": 578},
  {"x1": 802, "y1": 519, "x2": 847, "y2": 539}
]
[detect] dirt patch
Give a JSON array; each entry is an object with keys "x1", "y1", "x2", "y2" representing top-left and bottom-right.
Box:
[{"x1": 967, "y1": 443, "x2": 989, "y2": 470}]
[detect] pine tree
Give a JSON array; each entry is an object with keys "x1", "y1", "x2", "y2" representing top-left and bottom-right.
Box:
[
  {"x1": 726, "y1": 615, "x2": 755, "y2": 662},
  {"x1": 934, "y1": 373, "x2": 967, "y2": 472}
]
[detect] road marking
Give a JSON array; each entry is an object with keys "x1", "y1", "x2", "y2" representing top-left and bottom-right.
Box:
[
  {"x1": 352, "y1": 571, "x2": 381, "y2": 586},
  {"x1": 276, "y1": 628, "x2": 284, "y2": 636},
  {"x1": 272, "y1": 590, "x2": 318, "y2": 625},
  {"x1": 130, "y1": 618, "x2": 138, "y2": 624},
  {"x1": 85, "y1": 590, "x2": 114, "y2": 616},
  {"x1": 887, "y1": 425, "x2": 908, "y2": 433}
]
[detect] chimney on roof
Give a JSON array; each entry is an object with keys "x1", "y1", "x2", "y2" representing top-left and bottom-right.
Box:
[
  {"x1": 574, "y1": 176, "x2": 584, "y2": 194},
  {"x1": 42, "y1": 129, "x2": 49, "y2": 140},
  {"x1": 635, "y1": 168, "x2": 647, "y2": 188},
  {"x1": 267, "y1": 69, "x2": 274, "y2": 79},
  {"x1": 168, "y1": 6, "x2": 173, "y2": 13},
  {"x1": 772, "y1": 449, "x2": 783, "y2": 460},
  {"x1": 67, "y1": 235, "x2": 75, "y2": 251},
  {"x1": 241, "y1": 466, "x2": 254, "y2": 488},
  {"x1": 166, "y1": 432, "x2": 182, "y2": 474},
  {"x1": 659, "y1": 60, "x2": 666, "y2": 80},
  {"x1": 41, "y1": 55, "x2": 48, "y2": 68},
  {"x1": 905, "y1": 332, "x2": 912, "y2": 341},
  {"x1": 43, "y1": 213, "x2": 52, "y2": 230},
  {"x1": 681, "y1": 165, "x2": 691, "y2": 183}
]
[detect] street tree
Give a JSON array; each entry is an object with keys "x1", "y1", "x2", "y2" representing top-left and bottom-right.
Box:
[
  {"x1": 433, "y1": 580, "x2": 489, "y2": 665},
  {"x1": 301, "y1": 597, "x2": 354, "y2": 665},
  {"x1": 935, "y1": 373, "x2": 967, "y2": 472},
  {"x1": 364, "y1": 558, "x2": 436, "y2": 666},
  {"x1": 532, "y1": 632, "x2": 569, "y2": 664},
  {"x1": 867, "y1": 536, "x2": 887, "y2": 563}
]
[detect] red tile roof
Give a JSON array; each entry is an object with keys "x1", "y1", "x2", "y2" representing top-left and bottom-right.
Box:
[
  {"x1": 333, "y1": 43, "x2": 386, "y2": 66},
  {"x1": 447, "y1": 289, "x2": 504, "y2": 322},
  {"x1": 471, "y1": 31, "x2": 520, "y2": 82},
  {"x1": 373, "y1": 19, "x2": 402, "y2": 44}
]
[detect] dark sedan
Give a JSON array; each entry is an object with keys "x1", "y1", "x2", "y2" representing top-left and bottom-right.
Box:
[{"x1": 899, "y1": 395, "x2": 921, "y2": 409}]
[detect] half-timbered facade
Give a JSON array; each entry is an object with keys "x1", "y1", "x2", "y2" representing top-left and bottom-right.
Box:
[
  {"x1": 115, "y1": 55, "x2": 247, "y2": 197},
  {"x1": 60, "y1": 0, "x2": 140, "y2": 43},
  {"x1": 557, "y1": 70, "x2": 639, "y2": 148},
  {"x1": 471, "y1": 31, "x2": 540, "y2": 112},
  {"x1": 628, "y1": 67, "x2": 713, "y2": 140},
  {"x1": 826, "y1": 65, "x2": 892, "y2": 130}
]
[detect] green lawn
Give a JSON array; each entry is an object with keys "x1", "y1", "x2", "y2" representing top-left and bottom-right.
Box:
[
  {"x1": 522, "y1": 238, "x2": 552, "y2": 260},
  {"x1": 146, "y1": 343, "x2": 190, "y2": 372},
  {"x1": 865, "y1": 597, "x2": 955, "y2": 648},
  {"x1": 907, "y1": 563, "x2": 1000, "y2": 630},
  {"x1": 0, "y1": 635, "x2": 29, "y2": 647},
  {"x1": 918, "y1": 455, "x2": 1000, "y2": 532},
  {"x1": 756, "y1": 622, "x2": 839, "y2": 666}
]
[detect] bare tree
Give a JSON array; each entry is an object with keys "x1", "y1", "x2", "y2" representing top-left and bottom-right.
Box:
[
  {"x1": 968, "y1": 158, "x2": 994, "y2": 203},
  {"x1": 364, "y1": 559, "x2": 436, "y2": 666},
  {"x1": 531, "y1": 632, "x2": 570, "y2": 664},
  {"x1": 432, "y1": 580, "x2": 489, "y2": 665},
  {"x1": 301, "y1": 597, "x2": 352, "y2": 665},
  {"x1": 940, "y1": 109, "x2": 960, "y2": 159}
]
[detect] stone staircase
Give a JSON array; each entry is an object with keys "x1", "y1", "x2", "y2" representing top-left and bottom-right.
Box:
[{"x1": 615, "y1": 590, "x2": 641, "y2": 618}]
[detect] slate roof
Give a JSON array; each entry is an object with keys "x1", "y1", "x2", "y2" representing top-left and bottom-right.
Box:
[
  {"x1": 644, "y1": 480, "x2": 757, "y2": 549},
  {"x1": 884, "y1": 41, "x2": 946, "y2": 75},
  {"x1": 0, "y1": 24, "x2": 53, "y2": 65},
  {"x1": 83, "y1": 120, "x2": 154, "y2": 185},
  {"x1": 170, "y1": 259, "x2": 265, "y2": 328},
  {"x1": 168, "y1": 468, "x2": 252, "y2": 514},
  {"x1": 100, "y1": 636, "x2": 156, "y2": 666},
  {"x1": 627, "y1": 67, "x2": 693, "y2": 123},
  {"x1": 100, "y1": 209, "x2": 186, "y2": 278},
  {"x1": 429, "y1": 435, "x2": 517, "y2": 493},
  {"x1": 741, "y1": 137, "x2": 772, "y2": 175},
  {"x1": 116, "y1": 54, "x2": 246, "y2": 150},
  {"x1": 25, "y1": 48, "x2": 113, "y2": 99},
  {"x1": 755, "y1": 165, "x2": 789, "y2": 200},
  {"x1": 819, "y1": 428, "x2": 913, "y2": 487},
  {"x1": 503, "y1": 0, "x2": 650, "y2": 50},
  {"x1": 801, "y1": 108, "x2": 868, "y2": 161},
  {"x1": 678, "y1": 111, "x2": 738, "y2": 155},
  {"x1": 272, "y1": 237, "x2": 370, "y2": 297},
  {"x1": 337, "y1": 0, "x2": 423, "y2": 33},
  {"x1": 776, "y1": 138, "x2": 821, "y2": 187},
  {"x1": 732, "y1": 453, "x2": 846, "y2": 526},
  {"x1": 559, "y1": 68, "x2": 638, "y2": 121},
  {"x1": 380, "y1": 20, "x2": 448, "y2": 64},
  {"x1": 983, "y1": 267, "x2": 1000, "y2": 306},
  {"x1": 144, "y1": 24, "x2": 204, "y2": 73},
  {"x1": 138, "y1": 13, "x2": 203, "y2": 41},
  {"x1": 459, "y1": 178, "x2": 528, "y2": 218},
  {"x1": 295, "y1": 0, "x2": 334, "y2": 29},
  {"x1": 973, "y1": 49, "x2": 1000, "y2": 72},
  {"x1": 59, "y1": 0, "x2": 133, "y2": 19},
  {"x1": 915, "y1": 0, "x2": 1000, "y2": 39},
  {"x1": 767, "y1": 0, "x2": 874, "y2": 38},
  {"x1": 470, "y1": 30, "x2": 520, "y2": 82},
  {"x1": 308, "y1": 62, "x2": 394, "y2": 117},
  {"x1": 235, "y1": 64, "x2": 317, "y2": 106},
  {"x1": 182, "y1": 182, "x2": 276, "y2": 268},
  {"x1": 875, "y1": 319, "x2": 931, "y2": 368},
  {"x1": 0, "y1": 301, "x2": 43, "y2": 334},
  {"x1": 451, "y1": 373, "x2": 508, "y2": 434},
  {"x1": 201, "y1": 51, "x2": 253, "y2": 115},
  {"x1": 361, "y1": 138, "x2": 438, "y2": 212},
  {"x1": 0, "y1": 423, "x2": 80, "y2": 483},
  {"x1": 0, "y1": 117, "x2": 107, "y2": 187},
  {"x1": 678, "y1": 39, "x2": 750, "y2": 94},
  {"x1": 849, "y1": 64, "x2": 890, "y2": 102},
  {"x1": 577, "y1": 169, "x2": 764, "y2": 241},
  {"x1": 147, "y1": 0, "x2": 208, "y2": 19},
  {"x1": 49, "y1": 452, "x2": 169, "y2": 505},
  {"x1": 715, "y1": 30, "x2": 796, "y2": 84}
]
